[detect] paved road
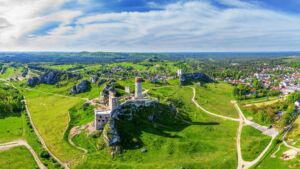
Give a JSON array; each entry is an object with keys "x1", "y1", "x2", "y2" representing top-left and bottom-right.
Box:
[{"x1": 0, "y1": 139, "x2": 46, "y2": 169}]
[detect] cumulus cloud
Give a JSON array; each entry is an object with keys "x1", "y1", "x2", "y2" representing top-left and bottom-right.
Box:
[{"x1": 0, "y1": 0, "x2": 300, "y2": 51}]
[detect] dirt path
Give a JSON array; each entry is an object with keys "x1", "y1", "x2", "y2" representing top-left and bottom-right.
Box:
[
  {"x1": 190, "y1": 86, "x2": 279, "y2": 169},
  {"x1": 189, "y1": 86, "x2": 241, "y2": 122},
  {"x1": 0, "y1": 139, "x2": 46, "y2": 169},
  {"x1": 233, "y1": 100, "x2": 278, "y2": 169},
  {"x1": 23, "y1": 98, "x2": 70, "y2": 169},
  {"x1": 282, "y1": 127, "x2": 300, "y2": 152},
  {"x1": 236, "y1": 114, "x2": 244, "y2": 169}
]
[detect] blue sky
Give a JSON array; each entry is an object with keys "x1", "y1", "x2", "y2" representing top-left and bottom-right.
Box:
[{"x1": 0, "y1": 0, "x2": 300, "y2": 52}]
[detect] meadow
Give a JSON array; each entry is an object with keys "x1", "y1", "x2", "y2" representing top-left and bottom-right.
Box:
[
  {"x1": 240, "y1": 126, "x2": 271, "y2": 161},
  {"x1": 194, "y1": 82, "x2": 239, "y2": 118},
  {"x1": 0, "y1": 146, "x2": 38, "y2": 169},
  {"x1": 0, "y1": 115, "x2": 23, "y2": 143},
  {"x1": 73, "y1": 86, "x2": 239, "y2": 169},
  {"x1": 20, "y1": 89, "x2": 83, "y2": 162}
]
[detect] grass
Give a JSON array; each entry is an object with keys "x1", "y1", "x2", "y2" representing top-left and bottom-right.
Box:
[
  {"x1": 74, "y1": 86, "x2": 239, "y2": 169},
  {"x1": 241, "y1": 126, "x2": 271, "y2": 161},
  {"x1": 194, "y1": 82, "x2": 239, "y2": 118},
  {"x1": 240, "y1": 96, "x2": 280, "y2": 105},
  {"x1": 0, "y1": 67, "x2": 15, "y2": 79},
  {"x1": 0, "y1": 146, "x2": 38, "y2": 169},
  {"x1": 0, "y1": 114, "x2": 23, "y2": 143},
  {"x1": 286, "y1": 116, "x2": 300, "y2": 148},
  {"x1": 255, "y1": 143, "x2": 300, "y2": 169},
  {"x1": 20, "y1": 89, "x2": 83, "y2": 162}
]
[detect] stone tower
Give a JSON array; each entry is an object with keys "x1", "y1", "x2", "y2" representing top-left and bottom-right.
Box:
[
  {"x1": 135, "y1": 77, "x2": 143, "y2": 99},
  {"x1": 177, "y1": 69, "x2": 183, "y2": 77},
  {"x1": 109, "y1": 90, "x2": 118, "y2": 110}
]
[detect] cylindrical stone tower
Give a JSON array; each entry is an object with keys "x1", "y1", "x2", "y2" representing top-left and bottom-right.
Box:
[{"x1": 135, "y1": 77, "x2": 143, "y2": 99}]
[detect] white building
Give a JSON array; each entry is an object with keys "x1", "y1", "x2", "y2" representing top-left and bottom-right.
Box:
[
  {"x1": 95, "y1": 110, "x2": 111, "y2": 130},
  {"x1": 125, "y1": 86, "x2": 130, "y2": 94},
  {"x1": 135, "y1": 77, "x2": 143, "y2": 99},
  {"x1": 177, "y1": 69, "x2": 183, "y2": 77},
  {"x1": 95, "y1": 90, "x2": 118, "y2": 130}
]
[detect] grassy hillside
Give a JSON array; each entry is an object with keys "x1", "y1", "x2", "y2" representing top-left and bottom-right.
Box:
[
  {"x1": 0, "y1": 147, "x2": 38, "y2": 169},
  {"x1": 0, "y1": 115, "x2": 23, "y2": 143},
  {"x1": 255, "y1": 144, "x2": 300, "y2": 169},
  {"x1": 194, "y1": 82, "x2": 239, "y2": 118},
  {"x1": 241, "y1": 126, "x2": 271, "y2": 161},
  {"x1": 20, "y1": 89, "x2": 83, "y2": 162},
  {"x1": 74, "y1": 86, "x2": 239, "y2": 169}
]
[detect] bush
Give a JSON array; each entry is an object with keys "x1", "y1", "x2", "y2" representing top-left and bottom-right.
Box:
[{"x1": 40, "y1": 150, "x2": 50, "y2": 159}]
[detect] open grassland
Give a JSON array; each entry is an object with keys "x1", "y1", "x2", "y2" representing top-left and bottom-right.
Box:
[
  {"x1": 0, "y1": 115, "x2": 23, "y2": 143},
  {"x1": 75, "y1": 86, "x2": 239, "y2": 169},
  {"x1": 0, "y1": 146, "x2": 38, "y2": 169},
  {"x1": 255, "y1": 143, "x2": 300, "y2": 169},
  {"x1": 0, "y1": 67, "x2": 15, "y2": 79},
  {"x1": 194, "y1": 82, "x2": 239, "y2": 118},
  {"x1": 21, "y1": 89, "x2": 83, "y2": 162},
  {"x1": 241, "y1": 126, "x2": 271, "y2": 161},
  {"x1": 16, "y1": 79, "x2": 104, "y2": 100}
]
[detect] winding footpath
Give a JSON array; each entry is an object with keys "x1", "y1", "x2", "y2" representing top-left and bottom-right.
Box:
[
  {"x1": 189, "y1": 87, "x2": 240, "y2": 122},
  {"x1": 189, "y1": 86, "x2": 279, "y2": 169},
  {"x1": 0, "y1": 139, "x2": 46, "y2": 169}
]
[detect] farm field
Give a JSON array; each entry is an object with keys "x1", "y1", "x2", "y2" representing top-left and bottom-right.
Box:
[{"x1": 0, "y1": 146, "x2": 38, "y2": 169}]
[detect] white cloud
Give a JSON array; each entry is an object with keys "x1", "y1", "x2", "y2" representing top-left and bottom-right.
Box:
[{"x1": 1, "y1": 0, "x2": 300, "y2": 52}]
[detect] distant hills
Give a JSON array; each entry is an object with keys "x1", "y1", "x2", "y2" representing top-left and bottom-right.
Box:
[{"x1": 0, "y1": 51, "x2": 300, "y2": 64}]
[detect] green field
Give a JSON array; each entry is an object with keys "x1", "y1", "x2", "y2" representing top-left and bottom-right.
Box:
[
  {"x1": 241, "y1": 126, "x2": 271, "y2": 161},
  {"x1": 286, "y1": 116, "x2": 300, "y2": 148},
  {"x1": 72, "y1": 86, "x2": 239, "y2": 169},
  {"x1": 0, "y1": 146, "x2": 38, "y2": 169},
  {"x1": 255, "y1": 143, "x2": 300, "y2": 169},
  {"x1": 194, "y1": 82, "x2": 239, "y2": 118},
  {"x1": 21, "y1": 89, "x2": 83, "y2": 162},
  {"x1": 0, "y1": 115, "x2": 23, "y2": 143}
]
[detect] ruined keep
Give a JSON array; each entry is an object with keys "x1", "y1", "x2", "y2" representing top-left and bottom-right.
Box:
[{"x1": 135, "y1": 77, "x2": 143, "y2": 99}]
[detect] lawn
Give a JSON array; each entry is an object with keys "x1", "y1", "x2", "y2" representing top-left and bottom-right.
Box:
[
  {"x1": 74, "y1": 86, "x2": 239, "y2": 169},
  {"x1": 194, "y1": 82, "x2": 239, "y2": 118},
  {"x1": 241, "y1": 126, "x2": 271, "y2": 161},
  {"x1": 21, "y1": 89, "x2": 83, "y2": 162},
  {"x1": 0, "y1": 146, "x2": 38, "y2": 169}
]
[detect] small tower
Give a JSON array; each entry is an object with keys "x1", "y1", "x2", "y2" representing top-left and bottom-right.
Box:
[
  {"x1": 177, "y1": 69, "x2": 183, "y2": 77},
  {"x1": 125, "y1": 86, "x2": 130, "y2": 94},
  {"x1": 99, "y1": 91, "x2": 105, "y2": 104},
  {"x1": 135, "y1": 77, "x2": 143, "y2": 99},
  {"x1": 109, "y1": 90, "x2": 118, "y2": 110}
]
